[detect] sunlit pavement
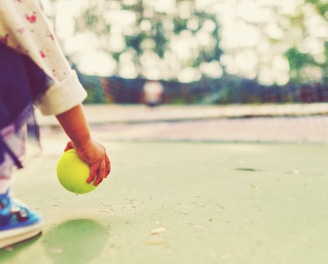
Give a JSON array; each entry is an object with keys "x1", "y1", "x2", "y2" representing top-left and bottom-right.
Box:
[
  {"x1": 1, "y1": 104, "x2": 328, "y2": 264},
  {"x1": 2, "y1": 137, "x2": 328, "y2": 264}
]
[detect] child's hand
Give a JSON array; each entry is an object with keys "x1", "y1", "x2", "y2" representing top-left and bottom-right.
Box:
[{"x1": 64, "y1": 139, "x2": 111, "y2": 186}]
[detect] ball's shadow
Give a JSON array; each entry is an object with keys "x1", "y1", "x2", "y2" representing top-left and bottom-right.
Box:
[{"x1": 43, "y1": 219, "x2": 109, "y2": 264}]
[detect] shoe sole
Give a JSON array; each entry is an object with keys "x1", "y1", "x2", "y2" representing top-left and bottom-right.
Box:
[{"x1": 0, "y1": 220, "x2": 43, "y2": 249}]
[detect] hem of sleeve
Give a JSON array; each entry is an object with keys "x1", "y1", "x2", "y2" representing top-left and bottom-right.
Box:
[{"x1": 35, "y1": 71, "x2": 87, "y2": 116}]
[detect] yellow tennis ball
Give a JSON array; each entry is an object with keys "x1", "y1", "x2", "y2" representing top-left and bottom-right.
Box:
[{"x1": 56, "y1": 148, "x2": 96, "y2": 194}]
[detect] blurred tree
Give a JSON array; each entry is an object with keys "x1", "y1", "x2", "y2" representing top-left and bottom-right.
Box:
[
  {"x1": 285, "y1": 47, "x2": 316, "y2": 81},
  {"x1": 72, "y1": 0, "x2": 224, "y2": 81},
  {"x1": 305, "y1": 0, "x2": 328, "y2": 84},
  {"x1": 283, "y1": 0, "x2": 328, "y2": 84},
  {"x1": 305, "y1": 0, "x2": 328, "y2": 19}
]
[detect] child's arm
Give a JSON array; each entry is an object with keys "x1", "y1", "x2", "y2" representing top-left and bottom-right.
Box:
[
  {"x1": 1, "y1": 1, "x2": 111, "y2": 185},
  {"x1": 56, "y1": 104, "x2": 111, "y2": 186},
  {"x1": 0, "y1": 1, "x2": 87, "y2": 116}
]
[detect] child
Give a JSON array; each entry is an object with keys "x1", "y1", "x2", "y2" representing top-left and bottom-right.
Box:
[{"x1": 0, "y1": 1, "x2": 111, "y2": 248}]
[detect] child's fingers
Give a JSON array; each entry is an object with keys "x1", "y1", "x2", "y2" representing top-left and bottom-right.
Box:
[
  {"x1": 64, "y1": 141, "x2": 74, "y2": 151},
  {"x1": 104, "y1": 155, "x2": 111, "y2": 178},
  {"x1": 87, "y1": 163, "x2": 98, "y2": 185},
  {"x1": 87, "y1": 158, "x2": 108, "y2": 186},
  {"x1": 93, "y1": 158, "x2": 108, "y2": 186}
]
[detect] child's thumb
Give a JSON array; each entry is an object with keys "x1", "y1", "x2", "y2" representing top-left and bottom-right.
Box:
[{"x1": 64, "y1": 141, "x2": 74, "y2": 151}]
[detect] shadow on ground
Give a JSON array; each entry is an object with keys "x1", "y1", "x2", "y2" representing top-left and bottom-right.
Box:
[
  {"x1": 43, "y1": 219, "x2": 109, "y2": 264},
  {"x1": 0, "y1": 219, "x2": 109, "y2": 264}
]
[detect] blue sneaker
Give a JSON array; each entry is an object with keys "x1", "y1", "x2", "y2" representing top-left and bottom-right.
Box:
[{"x1": 0, "y1": 191, "x2": 43, "y2": 248}]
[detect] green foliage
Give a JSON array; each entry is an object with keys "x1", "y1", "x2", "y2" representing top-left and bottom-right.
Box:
[
  {"x1": 286, "y1": 48, "x2": 313, "y2": 70},
  {"x1": 323, "y1": 41, "x2": 328, "y2": 84},
  {"x1": 153, "y1": 21, "x2": 167, "y2": 58},
  {"x1": 304, "y1": 0, "x2": 328, "y2": 20},
  {"x1": 125, "y1": 33, "x2": 148, "y2": 56},
  {"x1": 75, "y1": 5, "x2": 109, "y2": 36},
  {"x1": 173, "y1": 17, "x2": 188, "y2": 34},
  {"x1": 66, "y1": 1, "x2": 328, "y2": 88},
  {"x1": 74, "y1": 1, "x2": 223, "y2": 80},
  {"x1": 283, "y1": 0, "x2": 328, "y2": 83},
  {"x1": 78, "y1": 74, "x2": 106, "y2": 104}
]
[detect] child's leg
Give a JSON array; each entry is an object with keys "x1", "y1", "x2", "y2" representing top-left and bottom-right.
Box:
[
  {"x1": 0, "y1": 125, "x2": 43, "y2": 249},
  {"x1": 0, "y1": 40, "x2": 47, "y2": 249},
  {"x1": 0, "y1": 124, "x2": 25, "y2": 194},
  {"x1": 0, "y1": 153, "x2": 13, "y2": 194}
]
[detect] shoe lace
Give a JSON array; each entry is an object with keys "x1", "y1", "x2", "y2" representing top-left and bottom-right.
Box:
[
  {"x1": 11, "y1": 206, "x2": 29, "y2": 222},
  {"x1": 0, "y1": 197, "x2": 29, "y2": 225}
]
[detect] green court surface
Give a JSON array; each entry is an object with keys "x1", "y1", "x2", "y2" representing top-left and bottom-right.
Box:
[{"x1": 1, "y1": 135, "x2": 328, "y2": 263}]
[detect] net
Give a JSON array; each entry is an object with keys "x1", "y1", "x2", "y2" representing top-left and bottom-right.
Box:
[{"x1": 74, "y1": 72, "x2": 328, "y2": 143}]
